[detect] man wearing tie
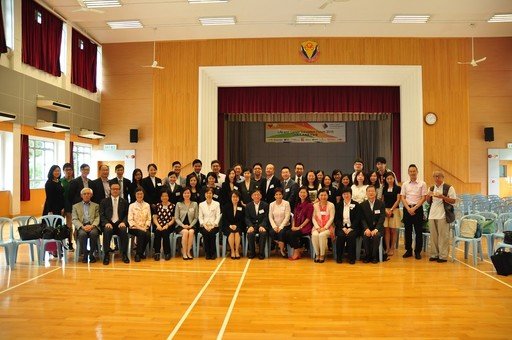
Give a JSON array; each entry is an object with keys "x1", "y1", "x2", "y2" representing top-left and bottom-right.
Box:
[
  {"x1": 294, "y1": 162, "x2": 306, "y2": 187},
  {"x1": 360, "y1": 185, "x2": 385, "y2": 263},
  {"x1": 68, "y1": 163, "x2": 91, "y2": 206},
  {"x1": 281, "y1": 166, "x2": 299, "y2": 210},
  {"x1": 72, "y1": 188, "x2": 100, "y2": 263},
  {"x1": 245, "y1": 190, "x2": 269, "y2": 259},
  {"x1": 262, "y1": 163, "x2": 282, "y2": 203},
  {"x1": 188, "y1": 159, "x2": 206, "y2": 188},
  {"x1": 100, "y1": 183, "x2": 130, "y2": 265},
  {"x1": 109, "y1": 164, "x2": 131, "y2": 200},
  {"x1": 92, "y1": 165, "x2": 111, "y2": 204}
]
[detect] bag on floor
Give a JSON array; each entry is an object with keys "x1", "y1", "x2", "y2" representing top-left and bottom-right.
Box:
[
  {"x1": 18, "y1": 224, "x2": 43, "y2": 240},
  {"x1": 460, "y1": 219, "x2": 478, "y2": 238},
  {"x1": 504, "y1": 231, "x2": 512, "y2": 245},
  {"x1": 490, "y1": 247, "x2": 512, "y2": 276}
]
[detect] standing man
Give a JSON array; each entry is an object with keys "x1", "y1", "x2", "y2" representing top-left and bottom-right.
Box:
[
  {"x1": 68, "y1": 163, "x2": 91, "y2": 206},
  {"x1": 100, "y1": 183, "x2": 130, "y2": 265},
  {"x1": 360, "y1": 186, "x2": 385, "y2": 263},
  {"x1": 427, "y1": 171, "x2": 456, "y2": 263},
  {"x1": 351, "y1": 158, "x2": 364, "y2": 183},
  {"x1": 72, "y1": 188, "x2": 100, "y2": 263},
  {"x1": 188, "y1": 159, "x2": 206, "y2": 188},
  {"x1": 110, "y1": 164, "x2": 131, "y2": 201},
  {"x1": 61, "y1": 162, "x2": 75, "y2": 251},
  {"x1": 252, "y1": 163, "x2": 265, "y2": 191},
  {"x1": 401, "y1": 164, "x2": 428, "y2": 260},
  {"x1": 375, "y1": 157, "x2": 396, "y2": 186},
  {"x1": 211, "y1": 160, "x2": 226, "y2": 188},
  {"x1": 245, "y1": 190, "x2": 269, "y2": 259},
  {"x1": 233, "y1": 164, "x2": 244, "y2": 183},
  {"x1": 91, "y1": 165, "x2": 111, "y2": 204},
  {"x1": 294, "y1": 162, "x2": 306, "y2": 187},
  {"x1": 172, "y1": 161, "x2": 187, "y2": 187},
  {"x1": 281, "y1": 166, "x2": 299, "y2": 210},
  {"x1": 262, "y1": 163, "x2": 281, "y2": 203}
]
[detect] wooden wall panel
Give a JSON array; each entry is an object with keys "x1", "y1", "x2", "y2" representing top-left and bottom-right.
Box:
[
  {"x1": 0, "y1": 191, "x2": 11, "y2": 217},
  {"x1": 19, "y1": 189, "x2": 45, "y2": 217}
]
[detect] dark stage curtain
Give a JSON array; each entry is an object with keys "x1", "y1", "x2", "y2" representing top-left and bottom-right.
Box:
[
  {"x1": 20, "y1": 134, "x2": 30, "y2": 201},
  {"x1": 22, "y1": 0, "x2": 63, "y2": 76},
  {"x1": 71, "y1": 28, "x2": 97, "y2": 93}
]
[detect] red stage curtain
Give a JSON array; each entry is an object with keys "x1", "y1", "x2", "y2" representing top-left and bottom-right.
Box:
[
  {"x1": 71, "y1": 28, "x2": 97, "y2": 93},
  {"x1": 21, "y1": 0, "x2": 63, "y2": 76},
  {"x1": 0, "y1": 1, "x2": 7, "y2": 54},
  {"x1": 20, "y1": 134, "x2": 30, "y2": 201},
  {"x1": 69, "y1": 141, "x2": 74, "y2": 170},
  {"x1": 218, "y1": 86, "x2": 400, "y2": 114}
]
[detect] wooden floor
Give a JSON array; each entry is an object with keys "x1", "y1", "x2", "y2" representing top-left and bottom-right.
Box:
[{"x1": 0, "y1": 241, "x2": 511, "y2": 339}]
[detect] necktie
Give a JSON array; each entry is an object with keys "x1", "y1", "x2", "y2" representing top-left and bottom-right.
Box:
[
  {"x1": 284, "y1": 180, "x2": 288, "y2": 187},
  {"x1": 119, "y1": 179, "x2": 124, "y2": 198},
  {"x1": 112, "y1": 198, "x2": 119, "y2": 223},
  {"x1": 298, "y1": 177, "x2": 302, "y2": 186}
]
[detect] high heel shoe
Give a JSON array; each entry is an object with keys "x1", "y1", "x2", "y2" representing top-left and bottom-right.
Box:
[{"x1": 187, "y1": 254, "x2": 193, "y2": 260}]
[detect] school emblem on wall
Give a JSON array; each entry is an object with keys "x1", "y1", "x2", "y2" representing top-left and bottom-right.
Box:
[{"x1": 300, "y1": 41, "x2": 319, "y2": 62}]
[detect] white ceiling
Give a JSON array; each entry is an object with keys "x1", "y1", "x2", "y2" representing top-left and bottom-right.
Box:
[{"x1": 43, "y1": 0, "x2": 512, "y2": 44}]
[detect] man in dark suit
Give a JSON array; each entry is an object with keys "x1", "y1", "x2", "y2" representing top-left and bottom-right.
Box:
[
  {"x1": 91, "y1": 165, "x2": 111, "y2": 204},
  {"x1": 360, "y1": 185, "x2": 385, "y2": 263},
  {"x1": 163, "y1": 171, "x2": 183, "y2": 204},
  {"x1": 262, "y1": 163, "x2": 281, "y2": 203},
  {"x1": 68, "y1": 163, "x2": 91, "y2": 206},
  {"x1": 100, "y1": 182, "x2": 130, "y2": 265},
  {"x1": 252, "y1": 163, "x2": 265, "y2": 191},
  {"x1": 109, "y1": 164, "x2": 131, "y2": 201},
  {"x1": 188, "y1": 159, "x2": 206, "y2": 188},
  {"x1": 294, "y1": 162, "x2": 306, "y2": 188},
  {"x1": 245, "y1": 190, "x2": 269, "y2": 259},
  {"x1": 281, "y1": 166, "x2": 299, "y2": 211},
  {"x1": 334, "y1": 188, "x2": 362, "y2": 264}
]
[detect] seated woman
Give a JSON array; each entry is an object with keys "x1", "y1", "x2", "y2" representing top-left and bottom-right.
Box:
[
  {"x1": 186, "y1": 174, "x2": 202, "y2": 203},
  {"x1": 175, "y1": 187, "x2": 199, "y2": 260},
  {"x1": 286, "y1": 187, "x2": 313, "y2": 260},
  {"x1": 152, "y1": 190, "x2": 175, "y2": 261},
  {"x1": 199, "y1": 187, "x2": 221, "y2": 260},
  {"x1": 351, "y1": 171, "x2": 368, "y2": 204},
  {"x1": 311, "y1": 189, "x2": 335, "y2": 263},
  {"x1": 221, "y1": 191, "x2": 245, "y2": 259},
  {"x1": 334, "y1": 188, "x2": 361, "y2": 264},
  {"x1": 200, "y1": 172, "x2": 222, "y2": 202},
  {"x1": 269, "y1": 188, "x2": 291, "y2": 257},
  {"x1": 128, "y1": 187, "x2": 152, "y2": 262}
]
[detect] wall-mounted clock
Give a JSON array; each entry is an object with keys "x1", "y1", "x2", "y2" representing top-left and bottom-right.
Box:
[{"x1": 425, "y1": 112, "x2": 437, "y2": 125}]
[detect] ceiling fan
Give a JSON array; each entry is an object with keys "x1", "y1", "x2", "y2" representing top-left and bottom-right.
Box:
[
  {"x1": 142, "y1": 29, "x2": 165, "y2": 70},
  {"x1": 318, "y1": 0, "x2": 350, "y2": 10},
  {"x1": 458, "y1": 25, "x2": 487, "y2": 67},
  {"x1": 72, "y1": 0, "x2": 105, "y2": 14}
]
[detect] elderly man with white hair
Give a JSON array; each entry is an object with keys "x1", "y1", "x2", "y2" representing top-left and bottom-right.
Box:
[{"x1": 72, "y1": 187, "x2": 100, "y2": 263}]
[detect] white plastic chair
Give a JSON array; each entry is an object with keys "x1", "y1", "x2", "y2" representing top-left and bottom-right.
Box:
[
  {"x1": 451, "y1": 214, "x2": 484, "y2": 266},
  {"x1": 495, "y1": 219, "x2": 512, "y2": 251},
  {"x1": 12, "y1": 215, "x2": 40, "y2": 264},
  {"x1": 0, "y1": 218, "x2": 15, "y2": 268},
  {"x1": 40, "y1": 215, "x2": 67, "y2": 265}
]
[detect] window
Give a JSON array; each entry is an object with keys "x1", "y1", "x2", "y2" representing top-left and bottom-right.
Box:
[
  {"x1": 29, "y1": 138, "x2": 56, "y2": 189},
  {"x1": 73, "y1": 143, "x2": 92, "y2": 176},
  {"x1": 0, "y1": 131, "x2": 13, "y2": 191},
  {"x1": 60, "y1": 23, "x2": 67, "y2": 74},
  {"x1": 1, "y1": 0, "x2": 14, "y2": 49},
  {"x1": 96, "y1": 45, "x2": 103, "y2": 91}
]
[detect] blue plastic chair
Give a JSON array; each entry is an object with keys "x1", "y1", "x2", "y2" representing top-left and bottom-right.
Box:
[
  {"x1": 475, "y1": 211, "x2": 498, "y2": 258},
  {"x1": 221, "y1": 233, "x2": 246, "y2": 258},
  {"x1": 12, "y1": 215, "x2": 40, "y2": 264},
  {"x1": 495, "y1": 219, "x2": 512, "y2": 251},
  {"x1": 244, "y1": 232, "x2": 270, "y2": 258},
  {"x1": 40, "y1": 215, "x2": 68, "y2": 265},
  {"x1": 0, "y1": 218, "x2": 15, "y2": 268},
  {"x1": 171, "y1": 232, "x2": 197, "y2": 258},
  {"x1": 451, "y1": 214, "x2": 484, "y2": 266},
  {"x1": 195, "y1": 232, "x2": 220, "y2": 258}
]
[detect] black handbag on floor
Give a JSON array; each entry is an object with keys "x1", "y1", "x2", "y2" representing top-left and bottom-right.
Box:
[
  {"x1": 490, "y1": 247, "x2": 512, "y2": 276},
  {"x1": 504, "y1": 231, "x2": 512, "y2": 245},
  {"x1": 18, "y1": 224, "x2": 43, "y2": 240}
]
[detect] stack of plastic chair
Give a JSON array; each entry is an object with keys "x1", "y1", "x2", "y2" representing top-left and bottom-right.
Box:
[
  {"x1": 451, "y1": 214, "x2": 485, "y2": 266},
  {"x1": 0, "y1": 218, "x2": 15, "y2": 268},
  {"x1": 40, "y1": 215, "x2": 67, "y2": 265},
  {"x1": 495, "y1": 219, "x2": 512, "y2": 251},
  {"x1": 12, "y1": 216, "x2": 40, "y2": 264}
]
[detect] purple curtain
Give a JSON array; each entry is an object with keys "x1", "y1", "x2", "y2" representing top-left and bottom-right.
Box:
[
  {"x1": 21, "y1": 135, "x2": 30, "y2": 201},
  {"x1": 71, "y1": 29, "x2": 97, "y2": 93},
  {"x1": 21, "y1": 0, "x2": 63, "y2": 76},
  {"x1": 0, "y1": 1, "x2": 7, "y2": 54}
]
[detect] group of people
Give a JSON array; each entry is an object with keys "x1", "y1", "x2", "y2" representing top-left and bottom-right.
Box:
[{"x1": 42, "y1": 156, "x2": 457, "y2": 265}]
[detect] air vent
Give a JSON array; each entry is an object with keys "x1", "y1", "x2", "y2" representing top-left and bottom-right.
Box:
[
  {"x1": 37, "y1": 98, "x2": 71, "y2": 111},
  {"x1": 35, "y1": 120, "x2": 71, "y2": 133},
  {"x1": 79, "y1": 129, "x2": 106, "y2": 139},
  {"x1": 0, "y1": 111, "x2": 16, "y2": 122}
]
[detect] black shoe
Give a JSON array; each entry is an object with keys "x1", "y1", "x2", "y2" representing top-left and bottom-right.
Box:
[
  {"x1": 319, "y1": 258, "x2": 325, "y2": 263},
  {"x1": 187, "y1": 255, "x2": 193, "y2": 260},
  {"x1": 336, "y1": 258, "x2": 343, "y2": 264},
  {"x1": 183, "y1": 256, "x2": 188, "y2": 260},
  {"x1": 429, "y1": 257, "x2": 439, "y2": 262},
  {"x1": 103, "y1": 257, "x2": 110, "y2": 265},
  {"x1": 122, "y1": 254, "x2": 130, "y2": 263},
  {"x1": 140, "y1": 254, "x2": 147, "y2": 260},
  {"x1": 314, "y1": 258, "x2": 319, "y2": 263},
  {"x1": 82, "y1": 254, "x2": 88, "y2": 263},
  {"x1": 363, "y1": 258, "x2": 370, "y2": 263},
  {"x1": 206, "y1": 255, "x2": 212, "y2": 260},
  {"x1": 248, "y1": 254, "x2": 255, "y2": 259},
  {"x1": 437, "y1": 258, "x2": 447, "y2": 263},
  {"x1": 258, "y1": 254, "x2": 265, "y2": 260},
  {"x1": 235, "y1": 256, "x2": 240, "y2": 260},
  {"x1": 89, "y1": 255, "x2": 96, "y2": 263},
  {"x1": 154, "y1": 253, "x2": 160, "y2": 261},
  {"x1": 349, "y1": 259, "x2": 356, "y2": 265},
  {"x1": 415, "y1": 253, "x2": 422, "y2": 260},
  {"x1": 68, "y1": 243, "x2": 75, "y2": 252},
  {"x1": 164, "y1": 254, "x2": 171, "y2": 261},
  {"x1": 371, "y1": 259, "x2": 379, "y2": 264},
  {"x1": 134, "y1": 254, "x2": 141, "y2": 262},
  {"x1": 403, "y1": 251, "x2": 413, "y2": 258}
]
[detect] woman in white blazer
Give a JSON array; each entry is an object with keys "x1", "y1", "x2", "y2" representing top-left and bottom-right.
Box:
[{"x1": 199, "y1": 187, "x2": 221, "y2": 259}]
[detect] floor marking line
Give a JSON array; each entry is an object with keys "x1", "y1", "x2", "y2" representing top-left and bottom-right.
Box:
[
  {"x1": 64, "y1": 265, "x2": 241, "y2": 275},
  {"x1": 0, "y1": 267, "x2": 61, "y2": 295},
  {"x1": 453, "y1": 258, "x2": 512, "y2": 289},
  {"x1": 167, "y1": 257, "x2": 227, "y2": 339},
  {"x1": 217, "y1": 259, "x2": 251, "y2": 340}
]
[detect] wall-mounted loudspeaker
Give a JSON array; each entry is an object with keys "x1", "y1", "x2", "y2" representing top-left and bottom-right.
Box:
[
  {"x1": 130, "y1": 129, "x2": 138, "y2": 143},
  {"x1": 484, "y1": 127, "x2": 494, "y2": 142}
]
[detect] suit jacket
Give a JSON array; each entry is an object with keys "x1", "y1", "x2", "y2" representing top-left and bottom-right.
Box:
[
  {"x1": 72, "y1": 201, "x2": 100, "y2": 231},
  {"x1": 221, "y1": 203, "x2": 245, "y2": 232},
  {"x1": 99, "y1": 196, "x2": 129, "y2": 231},
  {"x1": 43, "y1": 179, "x2": 64, "y2": 215},
  {"x1": 244, "y1": 201, "x2": 269, "y2": 230},
  {"x1": 239, "y1": 180, "x2": 257, "y2": 205},
  {"x1": 175, "y1": 201, "x2": 199, "y2": 227},
  {"x1": 252, "y1": 177, "x2": 265, "y2": 191},
  {"x1": 360, "y1": 199, "x2": 385, "y2": 233},
  {"x1": 109, "y1": 177, "x2": 131, "y2": 201},
  {"x1": 164, "y1": 183, "x2": 184, "y2": 205},
  {"x1": 334, "y1": 199, "x2": 362, "y2": 235},
  {"x1": 68, "y1": 176, "x2": 89, "y2": 206},
  {"x1": 91, "y1": 178, "x2": 111, "y2": 204},
  {"x1": 293, "y1": 175, "x2": 307, "y2": 188},
  {"x1": 220, "y1": 181, "x2": 241, "y2": 206},
  {"x1": 261, "y1": 176, "x2": 282, "y2": 203},
  {"x1": 282, "y1": 179, "x2": 299, "y2": 211},
  {"x1": 188, "y1": 171, "x2": 207, "y2": 188},
  {"x1": 141, "y1": 176, "x2": 163, "y2": 206}
]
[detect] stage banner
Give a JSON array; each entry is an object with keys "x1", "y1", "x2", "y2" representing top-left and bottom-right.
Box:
[{"x1": 265, "y1": 122, "x2": 346, "y2": 143}]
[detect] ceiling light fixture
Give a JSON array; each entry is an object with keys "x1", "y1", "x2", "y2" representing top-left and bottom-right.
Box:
[
  {"x1": 392, "y1": 15, "x2": 430, "y2": 24},
  {"x1": 107, "y1": 20, "x2": 143, "y2": 29},
  {"x1": 488, "y1": 14, "x2": 512, "y2": 23},
  {"x1": 199, "y1": 16, "x2": 236, "y2": 26},
  {"x1": 81, "y1": 0, "x2": 121, "y2": 8},
  {"x1": 296, "y1": 15, "x2": 332, "y2": 25}
]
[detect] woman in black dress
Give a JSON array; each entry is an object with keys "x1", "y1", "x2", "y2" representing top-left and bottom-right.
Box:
[
  {"x1": 381, "y1": 172, "x2": 401, "y2": 256},
  {"x1": 129, "y1": 168, "x2": 143, "y2": 204},
  {"x1": 221, "y1": 191, "x2": 245, "y2": 259},
  {"x1": 220, "y1": 168, "x2": 238, "y2": 206},
  {"x1": 43, "y1": 165, "x2": 65, "y2": 216},
  {"x1": 186, "y1": 174, "x2": 202, "y2": 203}
]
